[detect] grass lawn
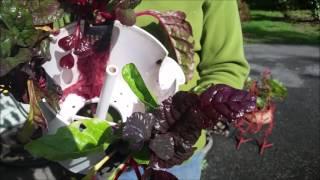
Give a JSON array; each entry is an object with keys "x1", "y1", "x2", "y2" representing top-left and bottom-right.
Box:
[{"x1": 242, "y1": 10, "x2": 320, "y2": 45}]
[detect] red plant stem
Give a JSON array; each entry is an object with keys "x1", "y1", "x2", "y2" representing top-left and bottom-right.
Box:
[
  {"x1": 74, "y1": 21, "x2": 82, "y2": 49},
  {"x1": 99, "y1": 11, "x2": 115, "y2": 20},
  {"x1": 136, "y1": 10, "x2": 160, "y2": 19},
  {"x1": 129, "y1": 158, "x2": 142, "y2": 180}
]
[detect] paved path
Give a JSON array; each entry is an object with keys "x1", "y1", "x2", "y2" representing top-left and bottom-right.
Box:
[{"x1": 202, "y1": 44, "x2": 320, "y2": 180}]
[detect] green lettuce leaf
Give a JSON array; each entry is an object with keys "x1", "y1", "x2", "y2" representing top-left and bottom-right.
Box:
[
  {"x1": 0, "y1": 48, "x2": 32, "y2": 76},
  {"x1": 122, "y1": 63, "x2": 158, "y2": 111},
  {"x1": 0, "y1": 0, "x2": 49, "y2": 77},
  {"x1": 267, "y1": 79, "x2": 288, "y2": 100},
  {"x1": 25, "y1": 119, "x2": 115, "y2": 161}
]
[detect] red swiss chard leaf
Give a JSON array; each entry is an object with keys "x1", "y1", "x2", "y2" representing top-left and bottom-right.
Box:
[
  {"x1": 58, "y1": 22, "x2": 82, "y2": 51},
  {"x1": 200, "y1": 84, "x2": 257, "y2": 125},
  {"x1": 149, "y1": 133, "x2": 175, "y2": 161},
  {"x1": 150, "y1": 133, "x2": 196, "y2": 169},
  {"x1": 137, "y1": 10, "x2": 195, "y2": 81},
  {"x1": 149, "y1": 92, "x2": 201, "y2": 168},
  {"x1": 59, "y1": 53, "x2": 75, "y2": 69},
  {"x1": 58, "y1": 34, "x2": 76, "y2": 51}
]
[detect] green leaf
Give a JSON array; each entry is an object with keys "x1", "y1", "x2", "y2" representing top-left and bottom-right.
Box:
[
  {"x1": 0, "y1": 0, "x2": 50, "y2": 76},
  {"x1": 0, "y1": 1, "x2": 33, "y2": 32},
  {"x1": 267, "y1": 79, "x2": 288, "y2": 100},
  {"x1": 0, "y1": 31, "x2": 13, "y2": 57},
  {"x1": 25, "y1": 119, "x2": 115, "y2": 161},
  {"x1": 122, "y1": 63, "x2": 158, "y2": 111},
  {"x1": 0, "y1": 48, "x2": 32, "y2": 77},
  {"x1": 256, "y1": 96, "x2": 267, "y2": 109},
  {"x1": 18, "y1": 80, "x2": 46, "y2": 143}
]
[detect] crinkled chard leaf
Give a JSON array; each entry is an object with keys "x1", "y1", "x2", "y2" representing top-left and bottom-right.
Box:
[
  {"x1": 0, "y1": 0, "x2": 46, "y2": 47},
  {"x1": 0, "y1": 0, "x2": 49, "y2": 77},
  {"x1": 200, "y1": 84, "x2": 257, "y2": 124},
  {"x1": 150, "y1": 134, "x2": 196, "y2": 169},
  {"x1": 137, "y1": 10, "x2": 195, "y2": 81},
  {"x1": 171, "y1": 107, "x2": 202, "y2": 145},
  {"x1": 153, "y1": 91, "x2": 199, "y2": 133},
  {"x1": 25, "y1": 118, "x2": 115, "y2": 161},
  {"x1": 0, "y1": 48, "x2": 32, "y2": 77},
  {"x1": 149, "y1": 133, "x2": 175, "y2": 161},
  {"x1": 122, "y1": 63, "x2": 158, "y2": 111},
  {"x1": 150, "y1": 92, "x2": 201, "y2": 168},
  {"x1": 122, "y1": 112, "x2": 156, "y2": 151},
  {"x1": 32, "y1": 38, "x2": 51, "y2": 63}
]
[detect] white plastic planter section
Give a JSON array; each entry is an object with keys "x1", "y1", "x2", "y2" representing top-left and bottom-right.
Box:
[{"x1": 41, "y1": 21, "x2": 185, "y2": 174}]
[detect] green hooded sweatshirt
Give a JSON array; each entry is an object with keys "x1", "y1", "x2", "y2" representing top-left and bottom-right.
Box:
[{"x1": 135, "y1": 0, "x2": 249, "y2": 150}]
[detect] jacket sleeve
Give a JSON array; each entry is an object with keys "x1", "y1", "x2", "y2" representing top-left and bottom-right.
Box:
[{"x1": 193, "y1": 0, "x2": 250, "y2": 93}]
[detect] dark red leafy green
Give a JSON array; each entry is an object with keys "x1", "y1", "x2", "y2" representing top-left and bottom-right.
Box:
[
  {"x1": 58, "y1": 22, "x2": 113, "y2": 100},
  {"x1": 149, "y1": 133, "x2": 174, "y2": 161},
  {"x1": 150, "y1": 133, "x2": 196, "y2": 169},
  {"x1": 58, "y1": 22, "x2": 81, "y2": 51},
  {"x1": 59, "y1": 53, "x2": 74, "y2": 69},
  {"x1": 73, "y1": 37, "x2": 94, "y2": 57},
  {"x1": 148, "y1": 92, "x2": 200, "y2": 168},
  {"x1": 122, "y1": 112, "x2": 156, "y2": 151},
  {"x1": 58, "y1": 34, "x2": 76, "y2": 51},
  {"x1": 142, "y1": 85, "x2": 256, "y2": 168},
  {"x1": 200, "y1": 84, "x2": 257, "y2": 125}
]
